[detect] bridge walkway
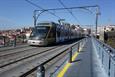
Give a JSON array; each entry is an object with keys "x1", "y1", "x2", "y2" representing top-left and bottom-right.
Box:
[{"x1": 57, "y1": 37, "x2": 108, "y2": 77}]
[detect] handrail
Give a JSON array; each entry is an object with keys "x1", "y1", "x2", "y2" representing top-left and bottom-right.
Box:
[
  {"x1": 94, "y1": 37, "x2": 115, "y2": 60},
  {"x1": 92, "y1": 37, "x2": 115, "y2": 77},
  {"x1": 20, "y1": 38, "x2": 87, "y2": 77}
]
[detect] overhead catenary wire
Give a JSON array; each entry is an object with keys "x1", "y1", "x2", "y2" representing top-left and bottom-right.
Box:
[
  {"x1": 25, "y1": 0, "x2": 99, "y2": 27},
  {"x1": 31, "y1": 5, "x2": 99, "y2": 11},
  {"x1": 25, "y1": 0, "x2": 61, "y2": 19},
  {"x1": 58, "y1": 0, "x2": 81, "y2": 24}
]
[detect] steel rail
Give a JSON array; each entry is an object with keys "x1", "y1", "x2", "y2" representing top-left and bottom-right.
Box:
[
  {"x1": 0, "y1": 47, "x2": 37, "y2": 57},
  {"x1": 0, "y1": 47, "x2": 57, "y2": 68},
  {"x1": 0, "y1": 44, "x2": 28, "y2": 52}
]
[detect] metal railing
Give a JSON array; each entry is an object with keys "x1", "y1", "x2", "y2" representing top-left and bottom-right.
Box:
[
  {"x1": 92, "y1": 37, "x2": 115, "y2": 77},
  {"x1": 0, "y1": 35, "x2": 27, "y2": 48},
  {"x1": 20, "y1": 38, "x2": 87, "y2": 77}
]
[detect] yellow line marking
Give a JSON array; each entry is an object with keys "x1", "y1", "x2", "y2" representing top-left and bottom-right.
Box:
[
  {"x1": 57, "y1": 62, "x2": 71, "y2": 77},
  {"x1": 57, "y1": 47, "x2": 82, "y2": 77}
]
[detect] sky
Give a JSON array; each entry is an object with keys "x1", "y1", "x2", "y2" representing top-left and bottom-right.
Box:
[{"x1": 0, "y1": 0, "x2": 115, "y2": 30}]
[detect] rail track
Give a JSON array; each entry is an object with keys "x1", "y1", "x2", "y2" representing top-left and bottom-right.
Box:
[
  {"x1": 0, "y1": 45, "x2": 58, "y2": 68},
  {"x1": 26, "y1": 49, "x2": 69, "y2": 77},
  {"x1": 0, "y1": 44, "x2": 69, "y2": 77},
  {"x1": 0, "y1": 38, "x2": 82, "y2": 77},
  {"x1": 0, "y1": 44, "x2": 28, "y2": 52},
  {"x1": 0, "y1": 46, "x2": 36, "y2": 57}
]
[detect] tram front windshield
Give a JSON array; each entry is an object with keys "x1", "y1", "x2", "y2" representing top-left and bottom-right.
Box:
[{"x1": 30, "y1": 26, "x2": 50, "y2": 40}]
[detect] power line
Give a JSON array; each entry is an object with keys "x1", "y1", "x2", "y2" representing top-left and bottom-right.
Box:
[
  {"x1": 32, "y1": 5, "x2": 98, "y2": 11},
  {"x1": 25, "y1": 0, "x2": 61, "y2": 19},
  {"x1": 58, "y1": 0, "x2": 81, "y2": 24}
]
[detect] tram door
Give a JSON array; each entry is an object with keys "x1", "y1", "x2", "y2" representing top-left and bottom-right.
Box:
[
  {"x1": 56, "y1": 25, "x2": 61, "y2": 43},
  {"x1": 47, "y1": 26, "x2": 56, "y2": 44}
]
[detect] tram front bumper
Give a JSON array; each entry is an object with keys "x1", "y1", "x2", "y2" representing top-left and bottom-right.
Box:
[{"x1": 28, "y1": 40, "x2": 47, "y2": 46}]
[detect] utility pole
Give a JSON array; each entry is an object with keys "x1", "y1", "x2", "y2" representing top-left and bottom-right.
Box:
[
  {"x1": 33, "y1": 10, "x2": 46, "y2": 27},
  {"x1": 95, "y1": 12, "x2": 98, "y2": 35},
  {"x1": 95, "y1": 7, "x2": 100, "y2": 36},
  {"x1": 58, "y1": 19, "x2": 65, "y2": 25},
  {"x1": 33, "y1": 10, "x2": 37, "y2": 27}
]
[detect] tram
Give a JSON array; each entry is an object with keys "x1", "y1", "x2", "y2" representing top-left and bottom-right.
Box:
[{"x1": 28, "y1": 21, "x2": 83, "y2": 46}]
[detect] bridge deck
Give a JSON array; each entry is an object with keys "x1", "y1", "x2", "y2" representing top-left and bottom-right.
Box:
[{"x1": 57, "y1": 38, "x2": 107, "y2": 77}]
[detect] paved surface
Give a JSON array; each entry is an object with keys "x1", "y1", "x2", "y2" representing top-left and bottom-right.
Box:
[
  {"x1": 63, "y1": 38, "x2": 93, "y2": 77},
  {"x1": 56, "y1": 37, "x2": 108, "y2": 77}
]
